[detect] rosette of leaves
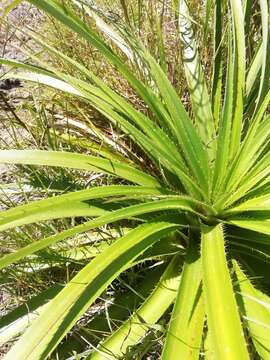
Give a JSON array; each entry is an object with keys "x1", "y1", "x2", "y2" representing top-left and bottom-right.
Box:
[{"x1": 0, "y1": 0, "x2": 269, "y2": 359}]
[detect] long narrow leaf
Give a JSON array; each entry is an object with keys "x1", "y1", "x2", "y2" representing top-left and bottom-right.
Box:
[
  {"x1": 201, "y1": 224, "x2": 249, "y2": 359},
  {"x1": 89, "y1": 256, "x2": 181, "y2": 359},
  {"x1": 229, "y1": 0, "x2": 245, "y2": 159},
  {"x1": 255, "y1": 0, "x2": 270, "y2": 110},
  {"x1": 0, "y1": 198, "x2": 207, "y2": 270},
  {"x1": 233, "y1": 260, "x2": 270, "y2": 359},
  {"x1": 0, "y1": 185, "x2": 173, "y2": 232},
  {"x1": 0, "y1": 150, "x2": 159, "y2": 187},
  {"x1": 229, "y1": 219, "x2": 270, "y2": 235},
  {"x1": 162, "y1": 241, "x2": 204, "y2": 360},
  {"x1": 179, "y1": 0, "x2": 216, "y2": 158},
  {"x1": 4, "y1": 221, "x2": 179, "y2": 360}
]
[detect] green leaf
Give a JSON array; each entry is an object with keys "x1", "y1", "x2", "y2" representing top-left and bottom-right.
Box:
[
  {"x1": 138, "y1": 49, "x2": 210, "y2": 197},
  {"x1": 220, "y1": 112, "x2": 270, "y2": 207},
  {"x1": 0, "y1": 185, "x2": 172, "y2": 232},
  {"x1": 0, "y1": 197, "x2": 202, "y2": 269},
  {"x1": 162, "y1": 241, "x2": 204, "y2": 360},
  {"x1": 218, "y1": 144, "x2": 270, "y2": 209},
  {"x1": 58, "y1": 38, "x2": 207, "y2": 196},
  {"x1": 255, "y1": 0, "x2": 270, "y2": 110},
  {"x1": 201, "y1": 224, "x2": 249, "y2": 359},
  {"x1": 25, "y1": 0, "x2": 178, "y2": 136},
  {"x1": 229, "y1": 0, "x2": 245, "y2": 159},
  {"x1": 231, "y1": 241, "x2": 270, "y2": 265},
  {"x1": 13, "y1": 37, "x2": 182, "y2": 166},
  {"x1": 0, "y1": 57, "x2": 55, "y2": 76},
  {"x1": 233, "y1": 261, "x2": 270, "y2": 359},
  {"x1": 0, "y1": 150, "x2": 159, "y2": 187},
  {"x1": 89, "y1": 256, "x2": 181, "y2": 359},
  {"x1": 228, "y1": 226, "x2": 270, "y2": 246},
  {"x1": 204, "y1": 329, "x2": 215, "y2": 360},
  {"x1": 211, "y1": 0, "x2": 224, "y2": 127},
  {"x1": 0, "y1": 285, "x2": 63, "y2": 346},
  {"x1": 1, "y1": 70, "x2": 82, "y2": 97},
  {"x1": 4, "y1": 221, "x2": 179, "y2": 360},
  {"x1": 179, "y1": 0, "x2": 216, "y2": 158},
  {"x1": 74, "y1": 263, "x2": 166, "y2": 351},
  {"x1": 246, "y1": 43, "x2": 263, "y2": 100},
  {"x1": 244, "y1": 0, "x2": 253, "y2": 36},
  {"x1": 70, "y1": 0, "x2": 134, "y2": 62},
  {"x1": 212, "y1": 33, "x2": 234, "y2": 199},
  {"x1": 2, "y1": 63, "x2": 200, "y2": 195},
  {"x1": 229, "y1": 219, "x2": 270, "y2": 235},
  {"x1": 225, "y1": 194, "x2": 270, "y2": 214}
]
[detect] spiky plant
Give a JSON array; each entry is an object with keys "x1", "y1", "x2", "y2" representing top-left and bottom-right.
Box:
[{"x1": 0, "y1": 0, "x2": 270, "y2": 359}]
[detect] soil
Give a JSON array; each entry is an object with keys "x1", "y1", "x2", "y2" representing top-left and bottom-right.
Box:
[{"x1": 0, "y1": 2, "x2": 42, "y2": 62}]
